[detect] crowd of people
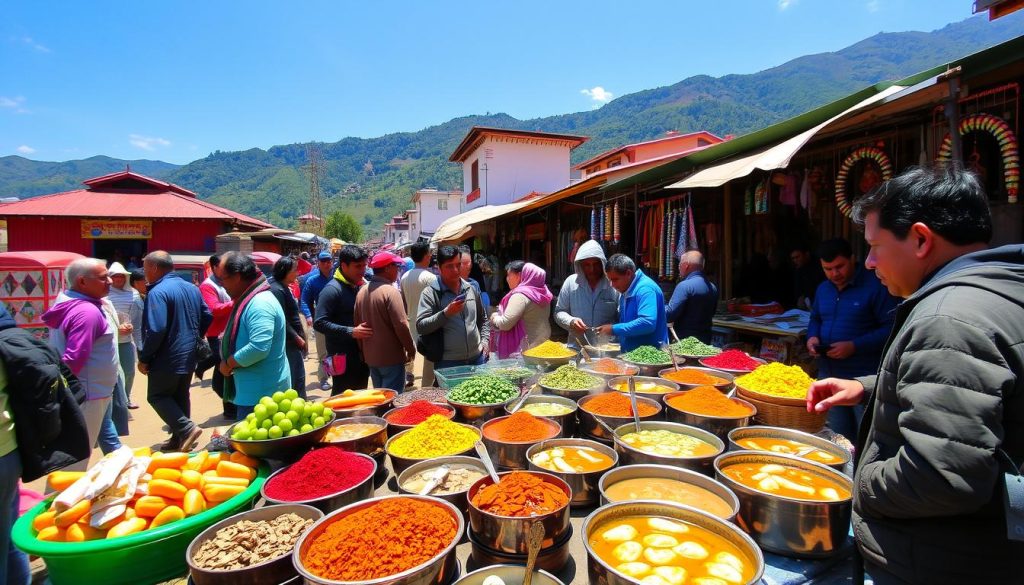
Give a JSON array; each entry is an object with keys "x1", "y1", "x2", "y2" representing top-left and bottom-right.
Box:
[{"x1": 1, "y1": 164, "x2": 1022, "y2": 584}]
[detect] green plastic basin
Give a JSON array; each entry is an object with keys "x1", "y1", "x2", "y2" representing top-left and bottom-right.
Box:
[{"x1": 12, "y1": 463, "x2": 268, "y2": 585}]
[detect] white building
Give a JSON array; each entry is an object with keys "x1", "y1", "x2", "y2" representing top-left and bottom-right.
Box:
[
  {"x1": 411, "y1": 188, "x2": 463, "y2": 241},
  {"x1": 449, "y1": 127, "x2": 588, "y2": 211},
  {"x1": 382, "y1": 214, "x2": 410, "y2": 246}
]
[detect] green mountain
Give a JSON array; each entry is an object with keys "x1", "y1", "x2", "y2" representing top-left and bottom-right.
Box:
[
  {"x1": 0, "y1": 155, "x2": 179, "y2": 198},
  {"x1": 2, "y1": 13, "x2": 1022, "y2": 231}
]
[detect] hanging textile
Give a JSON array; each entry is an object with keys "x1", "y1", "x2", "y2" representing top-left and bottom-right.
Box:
[
  {"x1": 612, "y1": 201, "x2": 621, "y2": 244},
  {"x1": 799, "y1": 169, "x2": 811, "y2": 210},
  {"x1": 604, "y1": 205, "x2": 613, "y2": 242},
  {"x1": 590, "y1": 207, "x2": 597, "y2": 240},
  {"x1": 687, "y1": 200, "x2": 698, "y2": 250},
  {"x1": 744, "y1": 183, "x2": 754, "y2": 216},
  {"x1": 676, "y1": 198, "x2": 688, "y2": 258}
]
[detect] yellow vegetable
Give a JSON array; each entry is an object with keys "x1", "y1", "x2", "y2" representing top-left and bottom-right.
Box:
[
  {"x1": 180, "y1": 469, "x2": 204, "y2": 490},
  {"x1": 202, "y1": 475, "x2": 250, "y2": 487},
  {"x1": 152, "y1": 468, "x2": 182, "y2": 482},
  {"x1": 47, "y1": 470, "x2": 85, "y2": 492},
  {"x1": 216, "y1": 460, "x2": 255, "y2": 480},
  {"x1": 148, "y1": 479, "x2": 187, "y2": 500},
  {"x1": 228, "y1": 451, "x2": 260, "y2": 469},
  {"x1": 147, "y1": 452, "x2": 188, "y2": 473},
  {"x1": 150, "y1": 505, "x2": 184, "y2": 528},
  {"x1": 132, "y1": 446, "x2": 152, "y2": 457},
  {"x1": 133, "y1": 495, "x2": 169, "y2": 518},
  {"x1": 203, "y1": 484, "x2": 245, "y2": 503},
  {"x1": 183, "y1": 489, "x2": 206, "y2": 516},
  {"x1": 201, "y1": 452, "x2": 223, "y2": 472},
  {"x1": 183, "y1": 450, "x2": 208, "y2": 471},
  {"x1": 32, "y1": 510, "x2": 57, "y2": 532},
  {"x1": 106, "y1": 517, "x2": 148, "y2": 539},
  {"x1": 54, "y1": 499, "x2": 91, "y2": 528},
  {"x1": 37, "y1": 526, "x2": 66, "y2": 542},
  {"x1": 66, "y1": 523, "x2": 107, "y2": 542}
]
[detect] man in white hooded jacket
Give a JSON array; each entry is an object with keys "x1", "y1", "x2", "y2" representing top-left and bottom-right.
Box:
[{"x1": 554, "y1": 239, "x2": 619, "y2": 345}]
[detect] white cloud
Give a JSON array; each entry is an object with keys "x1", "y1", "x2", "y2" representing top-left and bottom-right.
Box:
[
  {"x1": 16, "y1": 145, "x2": 35, "y2": 155},
  {"x1": 21, "y1": 36, "x2": 51, "y2": 53},
  {"x1": 866, "y1": 0, "x2": 881, "y2": 12},
  {"x1": 0, "y1": 96, "x2": 29, "y2": 113},
  {"x1": 778, "y1": 0, "x2": 797, "y2": 10},
  {"x1": 129, "y1": 134, "x2": 171, "y2": 151},
  {"x1": 581, "y1": 86, "x2": 614, "y2": 108}
]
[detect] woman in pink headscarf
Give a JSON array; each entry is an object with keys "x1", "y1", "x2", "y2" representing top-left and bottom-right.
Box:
[{"x1": 490, "y1": 261, "x2": 553, "y2": 359}]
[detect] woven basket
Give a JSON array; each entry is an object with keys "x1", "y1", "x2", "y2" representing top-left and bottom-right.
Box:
[{"x1": 736, "y1": 385, "x2": 826, "y2": 433}]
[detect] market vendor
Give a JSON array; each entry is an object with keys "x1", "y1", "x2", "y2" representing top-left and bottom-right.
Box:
[
  {"x1": 218, "y1": 252, "x2": 290, "y2": 420},
  {"x1": 595, "y1": 253, "x2": 667, "y2": 352},
  {"x1": 554, "y1": 239, "x2": 619, "y2": 345},
  {"x1": 806, "y1": 238, "x2": 897, "y2": 442},
  {"x1": 665, "y1": 250, "x2": 718, "y2": 343}
]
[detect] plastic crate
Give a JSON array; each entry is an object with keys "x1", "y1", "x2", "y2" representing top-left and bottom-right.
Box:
[{"x1": 433, "y1": 358, "x2": 539, "y2": 390}]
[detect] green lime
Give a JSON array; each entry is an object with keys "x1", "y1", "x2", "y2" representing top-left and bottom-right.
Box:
[
  {"x1": 278, "y1": 418, "x2": 293, "y2": 433},
  {"x1": 313, "y1": 416, "x2": 326, "y2": 428},
  {"x1": 265, "y1": 401, "x2": 279, "y2": 416},
  {"x1": 284, "y1": 389, "x2": 299, "y2": 400},
  {"x1": 272, "y1": 412, "x2": 286, "y2": 425},
  {"x1": 233, "y1": 427, "x2": 251, "y2": 440},
  {"x1": 272, "y1": 391, "x2": 286, "y2": 403},
  {"x1": 300, "y1": 423, "x2": 313, "y2": 433},
  {"x1": 246, "y1": 413, "x2": 257, "y2": 422},
  {"x1": 268, "y1": 426, "x2": 283, "y2": 439},
  {"x1": 260, "y1": 396, "x2": 275, "y2": 407},
  {"x1": 287, "y1": 429, "x2": 300, "y2": 436},
  {"x1": 286, "y1": 411, "x2": 300, "y2": 424},
  {"x1": 253, "y1": 428, "x2": 269, "y2": 440},
  {"x1": 261, "y1": 418, "x2": 273, "y2": 430},
  {"x1": 253, "y1": 404, "x2": 268, "y2": 420},
  {"x1": 312, "y1": 402, "x2": 326, "y2": 416},
  {"x1": 279, "y1": 399, "x2": 292, "y2": 413},
  {"x1": 303, "y1": 403, "x2": 315, "y2": 418}
]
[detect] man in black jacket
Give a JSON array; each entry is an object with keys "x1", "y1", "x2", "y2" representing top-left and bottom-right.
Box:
[
  {"x1": 808, "y1": 166, "x2": 1024, "y2": 584},
  {"x1": 313, "y1": 245, "x2": 371, "y2": 394}
]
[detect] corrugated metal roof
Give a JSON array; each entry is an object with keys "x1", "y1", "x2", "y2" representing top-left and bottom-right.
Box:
[{"x1": 0, "y1": 188, "x2": 275, "y2": 229}]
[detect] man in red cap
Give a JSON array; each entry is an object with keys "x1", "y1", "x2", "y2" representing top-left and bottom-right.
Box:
[{"x1": 354, "y1": 251, "x2": 416, "y2": 391}]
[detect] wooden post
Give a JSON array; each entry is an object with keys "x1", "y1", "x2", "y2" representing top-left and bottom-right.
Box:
[{"x1": 723, "y1": 183, "x2": 733, "y2": 299}]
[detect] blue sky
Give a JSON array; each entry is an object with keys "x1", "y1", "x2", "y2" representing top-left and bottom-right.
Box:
[{"x1": 1, "y1": 1, "x2": 979, "y2": 164}]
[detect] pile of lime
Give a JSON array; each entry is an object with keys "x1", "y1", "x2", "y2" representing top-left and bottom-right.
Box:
[{"x1": 231, "y1": 389, "x2": 331, "y2": 440}]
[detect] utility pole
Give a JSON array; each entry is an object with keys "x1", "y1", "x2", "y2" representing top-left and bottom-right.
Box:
[{"x1": 302, "y1": 143, "x2": 326, "y2": 236}]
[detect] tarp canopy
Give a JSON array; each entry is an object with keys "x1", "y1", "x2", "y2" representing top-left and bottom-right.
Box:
[
  {"x1": 668, "y1": 85, "x2": 906, "y2": 189},
  {"x1": 431, "y1": 200, "x2": 533, "y2": 243}
]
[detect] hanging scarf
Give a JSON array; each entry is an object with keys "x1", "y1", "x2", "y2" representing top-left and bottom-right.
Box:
[
  {"x1": 687, "y1": 198, "x2": 699, "y2": 250},
  {"x1": 493, "y1": 263, "x2": 553, "y2": 359},
  {"x1": 220, "y1": 274, "x2": 271, "y2": 403}
]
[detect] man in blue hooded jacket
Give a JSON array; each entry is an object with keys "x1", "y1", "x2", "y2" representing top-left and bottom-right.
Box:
[{"x1": 596, "y1": 254, "x2": 668, "y2": 352}]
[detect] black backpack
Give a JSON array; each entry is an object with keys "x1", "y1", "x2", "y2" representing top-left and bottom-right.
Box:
[
  {"x1": 416, "y1": 288, "x2": 446, "y2": 363},
  {"x1": 0, "y1": 327, "x2": 90, "y2": 481}
]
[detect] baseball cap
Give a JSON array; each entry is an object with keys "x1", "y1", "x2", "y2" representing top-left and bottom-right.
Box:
[
  {"x1": 369, "y1": 251, "x2": 404, "y2": 269},
  {"x1": 317, "y1": 251, "x2": 332, "y2": 261}
]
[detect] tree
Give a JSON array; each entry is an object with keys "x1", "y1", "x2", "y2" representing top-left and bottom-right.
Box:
[{"x1": 324, "y1": 210, "x2": 363, "y2": 243}]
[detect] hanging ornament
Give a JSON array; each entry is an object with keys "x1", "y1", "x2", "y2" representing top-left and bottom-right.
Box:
[
  {"x1": 604, "y1": 205, "x2": 612, "y2": 241},
  {"x1": 590, "y1": 207, "x2": 598, "y2": 240},
  {"x1": 835, "y1": 146, "x2": 894, "y2": 218},
  {"x1": 936, "y1": 113, "x2": 1019, "y2": 203},
  {"x1": 612, "y1": 200, "x2": 621, "y2": 244}
]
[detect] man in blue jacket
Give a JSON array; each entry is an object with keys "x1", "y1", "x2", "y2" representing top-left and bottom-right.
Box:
[
  {"x1": 596, "y1": 254, "x2": 668, "y2": 352},
  {"x1": 806, "y1": 238, "x2": 897, "y2": 442},
  {"x1": 665, "y1": 250, "x2": 719, "y2": 343},
  {"x1": 301, "y1": 251, "x2": 335, "y2": 391},
  {"x1": 139, "y1": 251, "x2": 212, "y2": 452}
]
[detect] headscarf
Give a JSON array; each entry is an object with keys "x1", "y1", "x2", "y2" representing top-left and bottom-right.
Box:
[{"x1": 493, "y1": 263, "x2": 552, "y2": 358}]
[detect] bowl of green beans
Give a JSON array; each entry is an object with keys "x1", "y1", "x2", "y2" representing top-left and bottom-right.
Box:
[{"x1": 446, "y1": 375, "x2": 521, "y2": 426}]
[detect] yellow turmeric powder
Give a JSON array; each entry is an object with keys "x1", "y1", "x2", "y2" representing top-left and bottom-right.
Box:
[
  {"x1": 388, "y1": 415, "x2": 479, "y2": 459},
  {"x1": 735, "y1": 363, "x2": 814, "y2": 399}
]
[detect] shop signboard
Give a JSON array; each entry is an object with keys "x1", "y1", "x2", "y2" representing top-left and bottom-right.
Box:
[{"x1": 81, "y1": 220, "x2": 153, "y2": 239}]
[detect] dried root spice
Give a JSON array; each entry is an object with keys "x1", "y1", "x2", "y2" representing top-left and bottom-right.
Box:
[{"x1": 192, "y1": 512, "x2": 314, "y2": 570}]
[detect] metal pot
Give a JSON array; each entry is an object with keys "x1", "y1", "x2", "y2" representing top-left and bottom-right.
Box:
[
  {"x1": 466, "y1": 470, "x2": 571, "y2": 555},
  {"x1": 187, "y1": 504, "x2": 323, "y2": 585},
  {"x1": 598, "y1": 463, "x2": 739, "y2": 521},
  {"x1": 320, "y1": 416, "x2": 388, "y2": 457},
  {"x1": 578, "y1": 358, "x2": 640, "y2": 382},
  {"x1": 480, "y1": 415, "x2": 562, "y2": 470},
  {"x1": 662, "y1": 391, "x2": 755, "y2": 442},
  {"x1": 657, "y1": 366, "x2": 735, "y2": 392},
  {"x1": 385, "y1": 424, "x2": 481, "y2": 475},
  {"x1": 396, "y1": 456, "x2": 487, "y2": 519},
  {"x1": 525, "y1": 438, "x2": 617, "y2": 507},
  {"x1": 451, "y1": 564, "x2": 565, "y2": 585},
  {"x1": 505, "y1": 394, "x2": 578, "y2": 437},
  {"x1": 576, "y1": 394, "x2": 663, "y2": 442},
  {"x1": 466, "y1": 526, "x2": 573, "y2": 574},
  {"x1": 612, "y1": 420, "x2": 724, "y2": 475},
  {"x1": 714, "y1": 451, "x2": 853, "y2": 558},
  {"x1": 261, "y1": 452, "x2": 377, "y2": 514},
  {"x1": 446, "y1": 395, "x2": 517, "y2": 427},
  {"x1": 536, "y1": 379, "x2": 605, "y2": 402},
  {"x1": 328, "y1": 390, "x2": 397, "y2": 419},
  {"x1": 620, "y1": 358, "x2": 674, "y2": 378},
  {"x1": 292, "y1": 495, "x2": 463, "y2": 585},
  {"x1": 606, "y1": 376, "x2": 679, "y2": 400},
  {"x1": 727, "y1": 425, "x2": 851, "y2": 472},
  {"x1": 582, "y1": 500, "x2": 764, "y2": 585}
]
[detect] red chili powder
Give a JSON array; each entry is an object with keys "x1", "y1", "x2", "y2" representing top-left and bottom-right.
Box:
[
  {"x1": 264, "y1": 446, "x2": 374, "y2": 501},
  {"x1": 386, "y1": 400, "x2": 452, "y2": 426},
  {"x1": 703, "y1": 349, "x2": 760, "y2": 372}
]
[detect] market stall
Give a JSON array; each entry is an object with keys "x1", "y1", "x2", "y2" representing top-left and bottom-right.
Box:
[{"x1": 0, "y1": 251, "x2": 84, "y2": 339}]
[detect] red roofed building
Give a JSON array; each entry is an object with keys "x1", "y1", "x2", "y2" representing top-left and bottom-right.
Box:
[
  {"x1": 575, "y1": 130, "x2": 726, "y2": 180},
  {"x1": 0, "y1": 170, "x2": 275, "y2": 261}
]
